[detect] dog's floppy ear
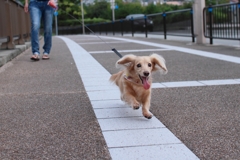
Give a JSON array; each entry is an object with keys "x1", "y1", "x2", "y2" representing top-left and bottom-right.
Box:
[
  {"x1": 150, "y1": 53, "x2": 168, "y2": 74},
  {"x1": 116, "y1": 54, "x2": 136, "y2": 68}
]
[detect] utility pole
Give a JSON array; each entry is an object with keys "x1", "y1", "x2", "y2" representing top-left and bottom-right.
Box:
[
  {"x1": 81, "y1": 0, "x2": 85, "y2": 34},
  {"x1": 55, "y1": 13, "x2": 58, "y2": 35},
  {"x1": 193, "y1": 0, "x2": 206, "y2": 44},
  {"x1": 111, "y1": 0, "x2": 115, "y2": 21}
]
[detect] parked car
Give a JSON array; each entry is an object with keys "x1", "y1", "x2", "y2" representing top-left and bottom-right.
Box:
[{"x1": 125, "y1": 14, "x2": 153, "y2": 32}]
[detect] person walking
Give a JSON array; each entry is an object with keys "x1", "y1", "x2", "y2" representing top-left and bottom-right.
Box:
[{"x1": 24, "y1": 0, "x2": 55, "y2": 61}]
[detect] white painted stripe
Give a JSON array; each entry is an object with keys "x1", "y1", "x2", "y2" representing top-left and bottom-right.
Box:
[
  {"x1": 89, "y1": 48, "x2": 172, "y2": 54},
  {"x1": 151, "y1": 83, "x2": 166, "y2": 88},
  {"x1": 79, "y1": 41, "x2": 127, "y2": 45},
  {"x1": 199, "y1": 79, "x2": 240, "y2": 86},
  {"x1": 127, "y1": 33, "x2": 240, "y2": 48},
  {"x1": 235, "y1": 79, "x2": 240, "y2": 82},
  {"x1": 82, "y1": 79, "x2": 240, "y2": 88},
  {"x1": 157, "y1": 79, "x2": 240, "y2": 88},
  {"x1": 87, "y1": 35, "x2": 240, "y2": 64},
  {"x1": 162, "y1": 81, "x2": 206, "y2": 88},
  {"x1": 58, "y1": 36, "x2": 199, "y2": 160}
]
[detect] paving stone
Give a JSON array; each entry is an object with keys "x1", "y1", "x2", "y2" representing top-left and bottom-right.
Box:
[
  {"x1": 109, "y1": 144, "x2": 199, "y2": 160},
  {"x1": 93, "y1": 107, "x2": 143, "y2": 119},
  {"x1": 82, "y1": 79, "x2": 112, "y2": 86},
  {"x1": 87, "y1": 90, "x2": 120, "y2": 101},
  {"x1": 103, "y1": 128, "x2": 181, "y2": 148},
  {"x1": 85, "y1": 85, "x2": 118, "y2": 91},
  {"x1": 98, "y1": 117, "x2": 165, "y2": 131},
  {"x1": 91, "y1": 100, "x2": 126, "y2": 109}
]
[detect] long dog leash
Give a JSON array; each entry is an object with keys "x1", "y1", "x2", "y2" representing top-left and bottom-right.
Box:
[{"x1": 64, "y1": 12, "x2": 123, "y2": 58}]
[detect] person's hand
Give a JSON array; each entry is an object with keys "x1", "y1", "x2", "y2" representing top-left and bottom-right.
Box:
[{"x1": 24, "y1": 3, "x2": 28, "y2": 13}]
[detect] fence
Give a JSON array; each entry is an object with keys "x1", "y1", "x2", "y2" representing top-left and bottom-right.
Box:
[
  {"x1": 203, "y1": 2, "x2": 240, "y2": 44},
  {"x1": 0, "y1": 0, "x2": 31, "y2": 49},
  {"x1": 58, "y1": 8, "x2": 195, "y2": 42}
]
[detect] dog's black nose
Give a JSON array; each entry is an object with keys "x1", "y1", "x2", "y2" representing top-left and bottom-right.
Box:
[{"x1": 143, "y1": 72, "x2": 149, "y2": 77}]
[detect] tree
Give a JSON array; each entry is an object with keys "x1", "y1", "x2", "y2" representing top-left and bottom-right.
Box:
[
  {"x1": 84, "y1": 0, "x2": 111, "y2": 19},
  {"x1": 114, "y1": 0, "x2": 144, "y2": 19},
  {"x1": 58, "y1": 0, "x2": 83, "y2": 21},
  {"x1": 19, "y1": 0, "x2": 231, "y2": 26}
]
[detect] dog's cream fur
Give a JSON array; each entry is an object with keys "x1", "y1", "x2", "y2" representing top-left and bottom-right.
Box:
[{"x1": 110, "y1": 53, "x2": 167, "y2": 119}]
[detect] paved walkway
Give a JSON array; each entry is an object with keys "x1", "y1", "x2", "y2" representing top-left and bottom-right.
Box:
[
  {"x1": 1, "y1": 34, "x2": 239, "y2": 159},
  {"x1": 59, "y1": 36, "x2": 199, "y2": 159}
]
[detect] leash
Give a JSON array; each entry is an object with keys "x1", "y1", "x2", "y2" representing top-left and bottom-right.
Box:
[{"x1": 65, "y1": 12, "x2": 123, "y2": 58}]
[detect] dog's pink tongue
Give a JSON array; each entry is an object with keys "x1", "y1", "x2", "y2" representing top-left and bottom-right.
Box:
[{"x1": 142, "y1": 77, "x2": 150, "y2": 90}]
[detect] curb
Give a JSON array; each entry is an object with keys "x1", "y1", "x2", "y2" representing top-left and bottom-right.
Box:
[{"x1": 0, "y1": 42, "x2": 31, "y2": 67}]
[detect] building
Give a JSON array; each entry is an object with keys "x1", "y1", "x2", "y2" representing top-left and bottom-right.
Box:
[
  {"x1": 163, "y1": 0, "x2": 192, "y2": 5},
  {"x1": 141, "y1": 0, "x2": 192, "y2": 6}
]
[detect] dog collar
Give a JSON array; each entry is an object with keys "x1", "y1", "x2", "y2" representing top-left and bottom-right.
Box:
[{"x1": 124, "y1": 74, "x2": 142, "y2": 86}]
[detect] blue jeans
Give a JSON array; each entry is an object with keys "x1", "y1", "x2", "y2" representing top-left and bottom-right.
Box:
[{"x1": 29, "y1": 0, "x2": 54, "y2": 55}]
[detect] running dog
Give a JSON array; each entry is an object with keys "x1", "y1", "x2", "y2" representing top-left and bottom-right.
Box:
[{"x1": 109, "y1": 54, "x2": 167, "y2": 119}]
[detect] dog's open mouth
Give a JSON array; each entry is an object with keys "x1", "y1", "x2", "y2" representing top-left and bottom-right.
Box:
[{"x1": 139, "y1": 75, "x2": 150, "y2": 90}]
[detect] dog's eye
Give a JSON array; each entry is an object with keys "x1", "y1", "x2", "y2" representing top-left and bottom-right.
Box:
[
  {"x1": 137, "y1": 64, "x2": 141, "y2": 68},
  {"x1": 148, "y1": 63, "x2": 152, "y2": 67}
]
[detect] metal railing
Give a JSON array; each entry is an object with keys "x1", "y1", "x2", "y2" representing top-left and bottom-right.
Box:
[
  {"x1": 0, "y1": 0, "x2": 31, "y2": 49},
  {"x1": 203, "y1": 2, "x2": 240, "y2": 44},
  {"x1": 59, "y1": 8, "x2": 195, "y2": 42}
]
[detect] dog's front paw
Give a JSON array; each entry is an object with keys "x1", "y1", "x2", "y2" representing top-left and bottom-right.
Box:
[
  {"x1": 133, "y1": 106, "x2": 140, "y2": 110},
  {"x1": 132, "y1": 102, "x2": 140, "y2": 110},
  {"x1": 143, "y1": 112, "x2": 153, "y2": 119}
]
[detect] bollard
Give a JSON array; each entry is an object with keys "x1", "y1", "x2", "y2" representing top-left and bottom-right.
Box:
[
  {"x1": 144, "y1": 15, "x2": 148, "y2": 38},
  {"x1": 208, "y1": 5, "x2": 213, "y2": 44},
  {"x1": 131, "y1": 17, "x2": 134, "y2": 37},
  {"x1": 112, "y1": 21, "x2": 115, "y2": 36},
  {"x1": 190, "y1": 8, "x2": 195, "y2": 43},
  {"x1": 121, "y1": 20, "x2": 123, "y2": 36},
  {"x1": 162, "y1": 12, "x2": 167, "y2": 40}
]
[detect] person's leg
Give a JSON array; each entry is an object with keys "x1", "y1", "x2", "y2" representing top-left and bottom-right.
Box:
[
  {"x1": 42, "y1": 4, "x2": 54, "y2": 55},
  {"x1": 29, "y1": 1, "x2": 42, "y2": 56}
]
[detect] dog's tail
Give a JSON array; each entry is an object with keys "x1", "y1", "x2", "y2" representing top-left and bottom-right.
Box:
[{"x1": 109, "y1": 71, "x2": 123, "y2": 86}]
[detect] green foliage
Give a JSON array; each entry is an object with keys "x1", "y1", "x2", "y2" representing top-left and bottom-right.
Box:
[
  {"x1": 213, "y1": 9, "x2": 227, "y2": 22},
  {"x1": 144, "y1": 4, "x2": 160, "y2": 14},
  {"x1": 144, "y1": 3, "x2": 180, "y2": 14},
  {"x1": 84, "y1": 1, "x2": 111, "y2": 19},
  {"x1": 20, "y1": 0, "x2": 230, "y2": 27},
  {"x1": 115, "y1": 0, "x2": 144, "y2": 19},
  {"x1": 58, "y1": 0, "x2": 83, "y2": 22}
]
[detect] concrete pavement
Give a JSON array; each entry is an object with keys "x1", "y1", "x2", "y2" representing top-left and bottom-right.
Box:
[
  {"x1": 0, "y1": 34, "x2": 239, "y2": 159},
  {"x1": 0, "y1": 37, "x2": 111, "y2": 159}
]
